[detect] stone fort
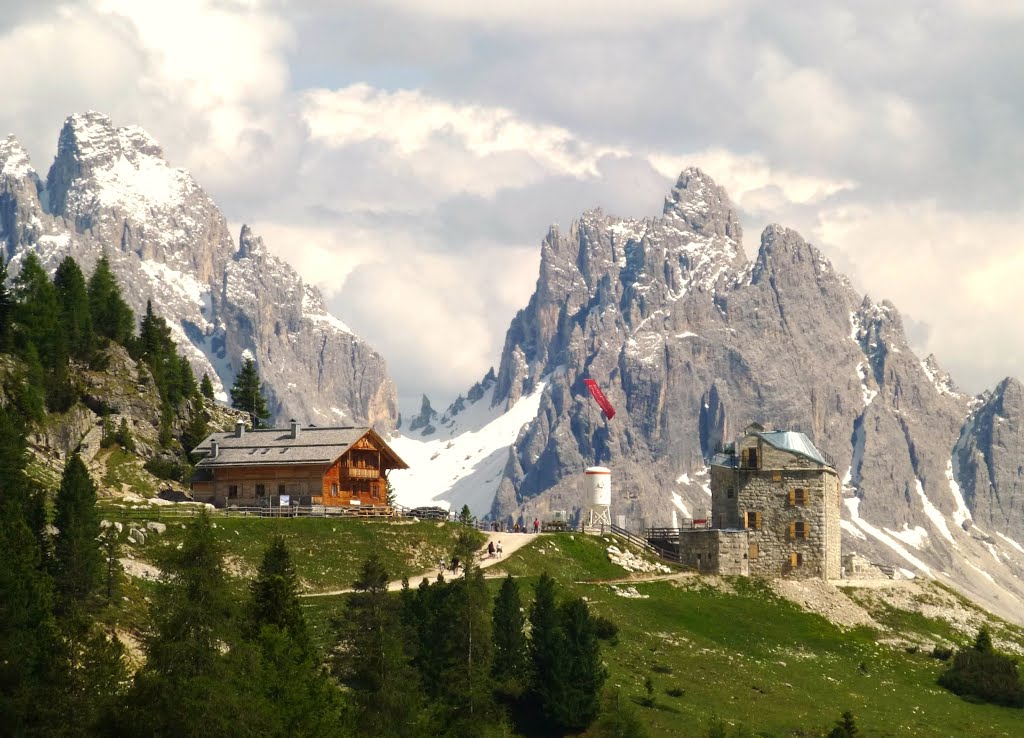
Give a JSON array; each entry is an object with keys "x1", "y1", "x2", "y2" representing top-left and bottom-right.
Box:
[{"x1": 675, "y1": 424, "x2": 841, "y2": 579}]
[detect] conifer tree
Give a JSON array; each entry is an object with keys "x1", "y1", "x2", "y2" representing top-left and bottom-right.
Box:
[
  {"x1": 248, "y1": 536, "x2": 310, "y2": 653},
  {"x1": 181, "y1": 400, "x2": 210, "y2": 453},
  {"x1": 9, "y1": 342, "x2": 46, "y2": 423},
  {"x1": 87, "y1": 254, "x2": 134, "y2": 347},
  {"x1": 121, "y1": 512, "x2": 269, "y2": 735},
  {"x1": 0, "y1": 254, "x2": 11, "y2": 351},
  {"x1": 53, "y1": 454, "x2": 103, "y2": 610},
  {"x1": 492, "y1": 574, "x2": 527, "y2": 689},
  {"x1": 528, "y1": 572, "x2": 569, "y2": 726},
  {"x1": 200, "y1": 372, "x2": 216, "y2": 401},
  {"x1": 12, "y1": 252, "x2": 72, "y2": 410},
  {"x1": 334, "y1": 555, "x2": 426, "y2": 737},
  {"x1": 0, "y1": 405, "x2": 65, "y2": 734},
  {"x1": 442, "y1": 567, "x2": 498, "y2": 733},
  {"x1": 53, "y1": 255, "x2": 95, "y2": 361},
  {"x1": 230, "y1": 357, "x2": 270, "y2": 428},
  {"x1": 555, "y1": 597, "x2": 606, "y2": 731}
]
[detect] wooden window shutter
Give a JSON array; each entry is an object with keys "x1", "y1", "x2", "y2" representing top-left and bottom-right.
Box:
[
  {"x1": 790, "y1": 552, "x2": 798, "y2": 568},
  {"x1": 755, "y1": 512, "x2": 762, "y2": 530},
  {"x1": 802, "y1": 522, "x2": 809, "y2": 539},
  {"x1": 788, "y1": 489, "x2": 796, "y2": 506},
  {"x1": 788, "y1": 522, "x2": 796, "y2": 539},
  {"x1": 773, "y1": 470, "x2": 782, "y2": 482}
]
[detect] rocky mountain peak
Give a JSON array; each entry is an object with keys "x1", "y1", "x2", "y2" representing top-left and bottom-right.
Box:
[
  {"x1": 662, "y1": 167, "x2": 742, "y2": 241},
  {"x1": 0, "y1": 135, "x2": 35, "y2": 181},
  {"x1": 237, "y1": 224, "x2": 267, "y2": 261},
  {"x1": 407, "y1": 395, "x2": 439, "y2": 435}
]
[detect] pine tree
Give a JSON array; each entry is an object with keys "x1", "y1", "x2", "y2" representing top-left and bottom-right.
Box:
[
  {"x1": 0, "y1": 404, "x2": 66, "y2": 734},
  {"x1": 555, "y1": 597, "x2": 607, "y2": 731},
  {"x1": 0, "y1": 254, "x2": 11, "y2": 352},
  {"x1": 230, "y1": 357, "x2": 270, "y2": 428},
  {"x1": 52, "y1": 454, "x2": 103, "y2": 610},
  {"x1": 246, "y1": 537, "x2": 344, "y2": 736},
  {"x1": 11, "y1": 252, "x2": 72, "y2": 410},
  {"x1": 442, "y1": 567, "x2": 498, "y2": 734},
  {"x1": 333, "y1": 555, "x2": 427, "y2": 737},
  {"x1": 121, "y1": 512, "x2": 271, "y2": 735},
  {"x1": 88, "y1": 255, "x2": 134, "y2": 346},
  {"x1": 528, "y1": 572, "x2": 569, "y2": 726},
  {"x1": 53, "y1": 255, "x2": 95, "y2": 361},
  {"x1": 492, "y1": 574, "x2": 527, "y2": 689},
  {"x1": 181, "y1": 400, "x2": 210, "y2": 453},
  {"x1": 827, "y1": 710, "x2": 859, "y2": 738},
  {"x1": 200, "y1": 372, "x2": 216, "y2": 401},
  {"x1": 248, "y1": 536, "x2": 310, "y2": 653},
  {"x1": 9, "y1": 342, "x2": 46, "y2": 423}
]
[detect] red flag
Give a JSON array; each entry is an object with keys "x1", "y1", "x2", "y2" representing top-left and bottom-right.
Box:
[{"x1": 584, "y1": 379, "x2": 615, "y2": 420}]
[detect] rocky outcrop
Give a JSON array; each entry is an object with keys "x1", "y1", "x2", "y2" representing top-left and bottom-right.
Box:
[
  {"x1": 954, "y1": 378, "x2": 1024, "y2": 541},
  {"x1": 453, "y1": 167, "x2": 1024, "y2": 622},
  {"x1": 0, "y1": 112, "x2": 397, "y2": 430}
]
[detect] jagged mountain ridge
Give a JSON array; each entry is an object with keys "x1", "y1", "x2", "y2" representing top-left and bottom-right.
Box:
[
  {"x1": 0, "y1": 113, "x2": 397, "y2": 430},
  {"x1": 402, "y1": 168, "x2": 1024, "y2": 623}
]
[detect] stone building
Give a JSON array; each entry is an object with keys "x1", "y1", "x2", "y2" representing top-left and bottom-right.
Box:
[{"x1": 677, "y1": 424, "x2": 841, "y2": 579}]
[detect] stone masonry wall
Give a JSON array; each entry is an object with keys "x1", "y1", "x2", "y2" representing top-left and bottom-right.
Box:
[{"x1": 677, "y1": 529, "x2": 749, "y2": 575}]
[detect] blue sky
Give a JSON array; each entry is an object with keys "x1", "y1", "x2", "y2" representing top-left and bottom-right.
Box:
[{"x1": 2, "y1": 0, "x2": 1022, "y2": 414}]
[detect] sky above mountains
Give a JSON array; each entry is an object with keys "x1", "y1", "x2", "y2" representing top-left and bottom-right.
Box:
[{"x1": 2, "y1": 0, "x2": 1022, "y2": 413}]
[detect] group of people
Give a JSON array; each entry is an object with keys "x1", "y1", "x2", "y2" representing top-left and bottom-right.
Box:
[
  {"x1": 486, "y1": 540, "x2": 503, "y2": 559},
  {"x1": 490, "y1": 518, "x2": 540, "y2": 534}
]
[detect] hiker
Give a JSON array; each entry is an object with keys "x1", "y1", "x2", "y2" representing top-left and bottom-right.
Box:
[
  {"x1": 450, "y1": 556, "x2": 460, "y2": 573},
  {"x1": 496, "y1": 540, "x2": 503, "y2": 558},
  {"x1": 514, "y1": 521, "x2": 520, "y2": 533},
  {"x1": 439, "y1": 556, "x2": 446, "y2": 571},
  {"x1": 488, "y1": 541, "x2": 495, "y2": 559},
  {"x1": 533, "y1": 518, "x2": 540, "y2": 534}
]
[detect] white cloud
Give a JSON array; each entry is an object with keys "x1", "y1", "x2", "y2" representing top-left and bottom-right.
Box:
[{"x1": 364, "y1": 0, "x2": 741, "y2": 31}]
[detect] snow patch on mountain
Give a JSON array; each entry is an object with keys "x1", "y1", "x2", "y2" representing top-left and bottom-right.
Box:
[
  {"x1": 844, "y1": 497, "x2": 933, "y2": 576},
  {"x1": 389, "y1": 381, "x2": 548, "y2": 514},
  {"x1": 914, "y1": 479, "x2": 955, "y2": 544}
]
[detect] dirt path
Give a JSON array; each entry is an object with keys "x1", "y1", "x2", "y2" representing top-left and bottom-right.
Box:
[{"x1": 300, "y1": 531, "x2": 540, "y2": 598}]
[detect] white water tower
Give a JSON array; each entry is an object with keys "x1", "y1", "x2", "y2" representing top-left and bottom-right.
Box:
[{"x1": 585, "y1": 466, "x2": 612, "y2": 529}]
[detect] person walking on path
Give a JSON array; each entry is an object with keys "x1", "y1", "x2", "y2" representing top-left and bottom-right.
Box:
[
  {"x1": 533, "y1": 518, "x2": 540, "y2": 534},
  {"x1": 496, "y1": 540, "x2": 503, "y2": 558},
  {"x1": 487, "y1": 541, "x2": 495, "y2": 559},
  {"x1": 514, "y1": 522, "x2": 520, "y2": 533}
]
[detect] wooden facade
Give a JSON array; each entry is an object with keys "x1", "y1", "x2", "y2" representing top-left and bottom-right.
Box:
[{"x1": 190, "y1": 425, "x2": 407, "y2": 508}]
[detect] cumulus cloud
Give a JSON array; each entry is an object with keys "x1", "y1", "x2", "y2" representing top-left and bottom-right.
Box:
[{"x1": 2, "y1": 0, "x2": 1021, "y2": 408}]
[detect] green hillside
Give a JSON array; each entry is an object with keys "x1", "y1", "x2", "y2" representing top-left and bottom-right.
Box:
[{"x1": 106, "y1": 516, "x2": 1024, "y2": 736}]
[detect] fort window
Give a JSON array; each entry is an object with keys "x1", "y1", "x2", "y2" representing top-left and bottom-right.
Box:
[
  {"x1": 726, "y1": 487, "x2": 734, "y2": 499},
  {"x1": 255, "y1": 484, "x2": 265, "y2": 497},
  {"x1": 228, "y1": 485, "x2": 238, "y2": 499},
  {"x1": 748, "y1": 543, "x2": 759, "y2": 560},
  {"x1": 790, "y1": 551, "x2": 804, "y2": 568},
  {"x1": 772, "y1": 471, "x2": 782, "y2": 482},
  {"x1": 789, "y1": 488, "x2": 807, "y2": 506},
  {"x1": 743, "y1": 511, "x2": 762, "y2": 530},
  {"x1": 741, "y1": 448, "x2": 759, "y2": 468},
  {"x1": 789, "y1": 521, "x2": 809, "y2": 539}
]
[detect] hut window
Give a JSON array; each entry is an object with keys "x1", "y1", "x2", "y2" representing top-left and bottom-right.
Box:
[
  {"x1": 255, "y1": 484, "x2": 265, "y2": 497},
  {"x1": 278, "y1": 484, "x2": 286, "y2": 495},
  {"x1": 743, "y1": 511, "x2": 762, "y2": 530},
  {"x1": 228, "y1": 485, "x2": 238, "y2": 499},
  {"x1": 726, "y1": 487, "x2": 734, "y2": 499},
  {"x1": 331, "y1": 483, "x2": 338, "y2": 496}
]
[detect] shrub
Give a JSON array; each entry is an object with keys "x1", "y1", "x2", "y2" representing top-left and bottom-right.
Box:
[
  {"x1": 931, "y1": 645, "x2": 953, "y2": 661},
  {"x1": 144, "y1": 456, "x2": 191, "y2": 482},
  {"x1": 592, "y1": 614, "x2": 619, "y2": 642},
  {"x1": 665, "y1": 687, "x2": 685, "y2": 698},
  {"x1": 938, "y1": 628, "x2": 1024, "y2": 708}
]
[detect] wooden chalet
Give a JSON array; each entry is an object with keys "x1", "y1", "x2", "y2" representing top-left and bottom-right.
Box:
[{"x1": 189, "y1": 420, "x2": 408, "y2": 509}]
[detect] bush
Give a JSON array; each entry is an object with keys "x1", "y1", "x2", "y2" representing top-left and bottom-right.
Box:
[
  {"x1": 144, "y1": 456, "x2": 192, "y2": 483},
  {"x1": 938, "y1": 628, "x2": 1024, "y2": 708},
  {"x1": 931, "y1": 645, "x2": 953, "y2": 661},
  {"x1": 665, "y1": 687, "x2": 685, "y2": 698},
  {"x1": 592, "y1": 614, "x2": 619, "y2": 642}
]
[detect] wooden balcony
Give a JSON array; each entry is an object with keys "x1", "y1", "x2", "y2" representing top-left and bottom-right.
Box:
[{"x1": 341, "y1": 466, "x2": 380, "y2": 480}]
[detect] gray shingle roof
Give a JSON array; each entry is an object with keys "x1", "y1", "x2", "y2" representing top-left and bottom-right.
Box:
[{"x1": 191, "y1": 426, "x2": 408, "y2": 468}]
